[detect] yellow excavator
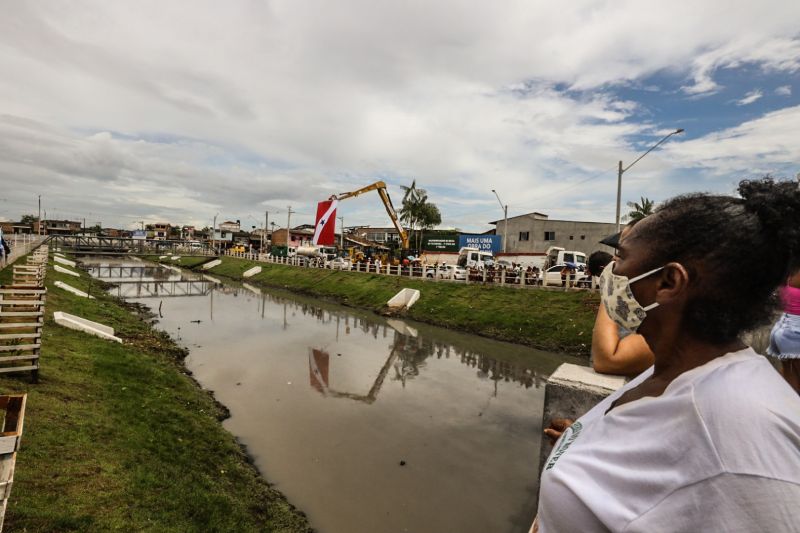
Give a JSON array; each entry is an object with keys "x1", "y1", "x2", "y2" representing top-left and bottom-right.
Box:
[{"x1": 330, "y1": 181, "x2": 410, "y2": 259}]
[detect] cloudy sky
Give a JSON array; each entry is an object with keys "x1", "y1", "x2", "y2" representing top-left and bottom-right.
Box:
[{"x1": 0, "y1": 1, "x2": 798, "y2": 232}]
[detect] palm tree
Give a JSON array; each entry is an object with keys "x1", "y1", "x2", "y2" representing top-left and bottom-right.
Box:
[
  {"x1": 399, "y1": 181, "x2": 440, "y2": 251},
  {"x1": 625, "y1": 197, "x2": 656, "y2": 223}
]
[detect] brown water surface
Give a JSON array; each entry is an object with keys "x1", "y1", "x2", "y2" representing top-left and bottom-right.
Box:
[{"x1": 85, "y1": 258, "x2": 580, "y2": 533}]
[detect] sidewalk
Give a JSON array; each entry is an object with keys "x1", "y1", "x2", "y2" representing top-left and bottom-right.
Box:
[{"x1": 1, "y1": 235, "x2": 45, "y2": 269}]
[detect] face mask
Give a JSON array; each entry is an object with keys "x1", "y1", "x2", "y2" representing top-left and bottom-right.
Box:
[{"x1": 599, "y1": 261, "x2": 664, "y2": 332}]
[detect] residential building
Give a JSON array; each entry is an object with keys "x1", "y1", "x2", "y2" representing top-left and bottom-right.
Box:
[
  {"x1": 219, "y1": 220, "x2": 241, "y2": 233},
  {"x1": 33, "y1": 219, "x2": 82, "y2": 235},
  {"x1": 0, "y1": 221, "x2": 34, "y2": 234},
  {"x1": 270, "y1": 227, "x2": 315, "y2": 247},
  {"x1": 489, "y1": 212, "x2": 617, "y2": 255},
  {"x1": 151, "y1": 223, "x2": 171, "y2": 241},
  {"x1": 351, "y1": 226, "x2": 404, "y2": 245}
]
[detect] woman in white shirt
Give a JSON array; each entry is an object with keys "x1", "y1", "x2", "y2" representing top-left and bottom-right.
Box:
[{"x1": 534, "y1": 178, "x2": 800, "y2": 532}]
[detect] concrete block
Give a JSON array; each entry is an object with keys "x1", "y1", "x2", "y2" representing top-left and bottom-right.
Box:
[
  {"x1": 242, "y1": 282, "x2": 261, "y2": 295},
  {"x1": 386, "y1": 319, "x2": 419, "y2": 338},
  {"x1": 202, "y1": 259, "x2": 222, "y2": 270},
  {"x1": 54, "y1": 256, "x2": 77, "y2": 268},
  {"x1": 159, "y1": 255, "x2": 168, "y2": 259},
  {"x1": 243, "y1": 266, "x2": 262, "y2": 278},
  {"x1": 167, "y1": 266, "x2": 182, "y2": 273},
  {"x1": 203, "y1": 274, "x2": 222, "y2": 284},
  {"x1": 537, "y1": 364, "x2": 627, "y2": 493},
  {"x1": 171, "y1": 255, "x2": 181, "y2": 260},
  {"x1": 55, "y1": 281, "x2": 95, "y2": 299},
  {"x1": 387, "y1": 288, "x2": 420, "y2": 310},
  {"x1": 53, "y1": 311, "x2": 122, "y2": 343},
  {"x1": 54, "y1": 264, "x2": 80, "y2": 277}
]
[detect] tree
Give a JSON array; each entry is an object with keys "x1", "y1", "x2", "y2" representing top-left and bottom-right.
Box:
[
  {"x1": 399, "y1": 181, "x2": 441, "y2": 252},
  {"x1": 625, "y1": 197, "x2": 656, "y2": 223},
  {"x1": 20, "y1": 214, "x2": 37, "y2": 224}
]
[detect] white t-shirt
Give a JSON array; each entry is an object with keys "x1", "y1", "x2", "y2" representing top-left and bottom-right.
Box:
[{"x1": 536, "y1": 347, "x2": 800, "y2": 533}]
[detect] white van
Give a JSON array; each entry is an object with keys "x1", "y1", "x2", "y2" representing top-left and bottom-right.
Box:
[{"x1": 457, "y1": 247, "x2": 494, "y2": 269}]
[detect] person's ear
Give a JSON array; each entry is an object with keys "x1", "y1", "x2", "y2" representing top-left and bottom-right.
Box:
[{"x1": 656, "y1": 262, "x2": 690, "y2": 304}]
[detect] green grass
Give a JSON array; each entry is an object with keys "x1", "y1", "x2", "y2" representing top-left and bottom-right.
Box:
[
  {"x1": 0, "y1": 252, "x2": 311, "y2": 532},
  {"x1": 165, "y1": 255, "x2": 598, "y2": 355}
]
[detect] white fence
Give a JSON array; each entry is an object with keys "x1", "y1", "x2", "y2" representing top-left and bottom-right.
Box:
[
  {"x1": 223, "y1": 250, "x2": 598, "y2": 292},
  {"x1": 0, "y1": 235, "x2": 45, "y2": 269}
]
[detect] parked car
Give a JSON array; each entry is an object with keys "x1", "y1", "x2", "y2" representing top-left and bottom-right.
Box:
[
  {"x1": 328, "y1": 257, "x2": 352, "y2": 270},
  {"x1": 542, "y1": 264, "x2": 591, "y2": 287},
  {"x1": 425, "y1": 264, "x2": 467, "y2": 280}
]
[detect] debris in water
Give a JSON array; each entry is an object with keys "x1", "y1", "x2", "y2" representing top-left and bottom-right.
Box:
[
  {"x1": 190, "y1": 320, "x2": 202, "y2": 324},
  {"x1": 236, "y1": 382, "x2": 242, "y2": 386},
  {"x1": 399, "y1": 460, "x2": 406, "y2": 466},
  {"x1": 287, "y1": 381, "x2": 292, "y2": 385}
]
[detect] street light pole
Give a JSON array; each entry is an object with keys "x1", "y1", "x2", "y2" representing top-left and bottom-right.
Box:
[
  {"x1": 339, "y1": 216, "x2": 344, "y2": 250},
  {"x1": 615, "y1": 128, "x2": 684, "y2": 232},
  {"x1": 491, "y1": 189, "x2": 508, "y2": 253},
  {"x1": 212, "y1": 212, "x2": 219, "y2": 255}
]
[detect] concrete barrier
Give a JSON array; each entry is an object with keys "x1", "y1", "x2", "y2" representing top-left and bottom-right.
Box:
[
  {"x1": 243, "y1": 266, "x2": 262, "y2": 278},
  {"x1": 203, "y1": 274, "x2": 222, "y2": 284},
  {"x1": 170, "y1": 256, "x2": 181, "y2": 260},
  {"x1": 53, "y1": 311, "x2": 122, "y2": 343},
  {"x1": 159, "y1": 255, "x2": 168, "y2": 260},
  {"x1": 202, "y1": 259, "x2": 222, "y2": 270},
  {"x1": 242, "y1": 282, "x2": 261, "y2": 295},
  {"x1": 54, "y1": 281, "x2": 95, "y2": 299},
  {"x1": 387, "y1": 288, "x2": 420, "y2": 310},
  {"x1": 537, "y1": 363, "x2": 626, "y2": 495},
  {"x1": 54, "y1": 265, "x2": 80, "y2": 277},
  {"x1": 54, "y1": 256, "x2": 77, "y2": 268}
]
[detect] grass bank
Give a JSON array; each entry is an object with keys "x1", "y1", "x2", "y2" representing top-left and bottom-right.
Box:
[
  {"x1": 162, "y1": 255, "x2": 598, "y2": 355},
  {"x1": 0, "y1": 254, "x2": 311, "y2": 532}
]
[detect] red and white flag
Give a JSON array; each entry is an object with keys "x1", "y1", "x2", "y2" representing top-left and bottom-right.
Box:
[
  {"x1": 308, "y1": 348, "x2": 330, "y2": 394},
  {"x1": 313, "y1": 199, "x2": 338, "y2": 246}
]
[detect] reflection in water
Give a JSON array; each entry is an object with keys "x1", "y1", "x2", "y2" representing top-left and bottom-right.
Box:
[{"x1": 86, "y1": 258, "x2": 575, "y2": 533}]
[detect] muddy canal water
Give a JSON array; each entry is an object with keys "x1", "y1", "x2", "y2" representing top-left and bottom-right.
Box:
[{"x1": 86, "y1": 258, "x2": 580, "y2": 533}]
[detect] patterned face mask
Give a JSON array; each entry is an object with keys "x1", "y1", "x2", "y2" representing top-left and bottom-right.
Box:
[{"x1": 598, "y1": 261, "x2": 664, "y2": 332}]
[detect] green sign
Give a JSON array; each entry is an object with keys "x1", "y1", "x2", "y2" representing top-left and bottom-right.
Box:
[{"x1": 422, "y1": 234, "x2": 458, "y2": 252}]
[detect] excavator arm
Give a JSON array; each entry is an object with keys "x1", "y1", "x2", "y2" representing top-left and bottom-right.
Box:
[{"x1": 332, "y1": 181, "x2": 410, "y2": 250}]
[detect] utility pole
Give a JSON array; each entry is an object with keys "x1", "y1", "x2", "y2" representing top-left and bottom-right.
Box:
[
  {"x1": 491, "y1": 189, "x2": 508, "y2": 253},
  {"x1": 265, "y1": 211, "x2": 269, "y2": 251},
  {"x1": 615, "y1": 128, "x2": 684, "y2": 232},
  {"x1": 37, "y1": 195, "x2": 41, "y2": 235},
  {"x1": 339, "y1": 216, "x2": 344, "y2": 250},
  {"x1": 286, "y1": 206, "x2": 294, "y2": 247}
]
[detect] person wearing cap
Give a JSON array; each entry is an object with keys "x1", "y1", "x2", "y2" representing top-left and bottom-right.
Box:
[{"x1": 588, "y1": 223, "x2": 655, "y2": 376}]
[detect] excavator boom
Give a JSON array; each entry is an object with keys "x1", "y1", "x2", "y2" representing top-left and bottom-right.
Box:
[{"x1": 332, "y1": 181, "x2": 410, "y2": 250}]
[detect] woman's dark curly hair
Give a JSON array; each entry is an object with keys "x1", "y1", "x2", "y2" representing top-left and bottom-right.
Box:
[{"x1": 635, "y1": 177, "x2": 800, "y2": 343}]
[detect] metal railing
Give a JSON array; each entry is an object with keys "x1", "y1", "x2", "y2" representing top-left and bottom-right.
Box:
[{"x1": 223, "y1": 250, "x2": 598, "y2": 291}]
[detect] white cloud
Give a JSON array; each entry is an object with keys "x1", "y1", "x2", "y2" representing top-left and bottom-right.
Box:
[
  {"x1": 736, "y1": 89, "x2": 764, "y2": 106},
  {"x1": 662, "y1": 105, "x2": 800, "y2": 176},
  {"x1": 0, "y1": 1, "x2": 798, "y2": 231},
  {"x1": 776, "y1": 85, "x2": 792, "y2": 96}
]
